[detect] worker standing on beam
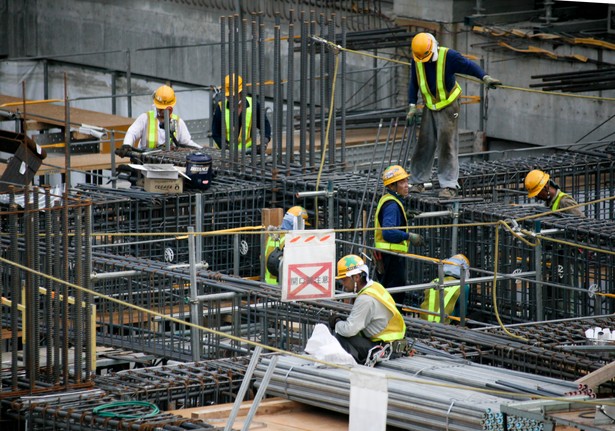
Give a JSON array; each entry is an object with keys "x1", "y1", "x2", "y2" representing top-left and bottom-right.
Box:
[
  {"x1": 329, "y1": 254, "x2": 407, "y2": 365},
  {"x1": 374, "y1": 165, "x2": 425, "y2": 307},
  {"x1": 524, "y1": 169, "x2": 585, "y2": 217},
  {"x1": 118, "y1": 85, "x2": 202, "y2": 156},
  {"x1": 211, "y1": 74, "x2": 272, "y2": 155},
  {"x1": 406, "y1": 32, "x2": 501, "y2": 198}
]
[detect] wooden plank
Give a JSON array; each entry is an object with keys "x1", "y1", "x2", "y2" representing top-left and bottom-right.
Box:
[{"x1": 575, "y1": 361, "x2": 615, "y2": 391}]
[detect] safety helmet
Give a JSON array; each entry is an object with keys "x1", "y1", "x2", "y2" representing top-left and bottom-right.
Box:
[
  {"x1": 336, "y1": 254, "x2": 368, "y2": 280},
  {"x1": 153, "y1": 85, "x2": 176, "y2": 109},
  {"x1": 224, "y1": 74, "x2": 243, "y2": 96},
  {"x1": 286, "y1": 206, "x2": 310, "y2": 226},
  {"x1": 382, "y1": 165, "x2": 409, "y2": 187},
  {"x1": 412, "y1": 32, "x2": 435, "y2": 63},
  {"x1": 524, "y1": 169, "x2": 550, "y2": 198},
  {"x1": 443, "y1": 254, "x2": 470, "y2": 279}
]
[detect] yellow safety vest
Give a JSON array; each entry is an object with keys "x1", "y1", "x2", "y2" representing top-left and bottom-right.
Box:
[
  {"x1": 415, "y1": 47, "x2": 462, "y2": 111},
  {"x1": 551, "y1": 192, "x2": 570, "y2": 211},
  {"x1": 358, "y1": 281, "x2": 406, "y2": 342},
  {"x1": 147, "y1": 111, "x2": 179, "y2": 149},
  {"x1": 221, "y1": 96, "x2": 254, "y2": 151},
  {"x1": 374, "y1": 194, "x2": 409, "y2": 252},
  {"x1": 420, "y1": 276, "x2": 461, "y2": 324},
  {"x1": 264, "y1": 234, "x2": 285, "y2": 285}
]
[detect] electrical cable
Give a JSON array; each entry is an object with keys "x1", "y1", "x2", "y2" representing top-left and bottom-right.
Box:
[{"x1": 92, "y1": 400, "x2": 160, "y2": 419}]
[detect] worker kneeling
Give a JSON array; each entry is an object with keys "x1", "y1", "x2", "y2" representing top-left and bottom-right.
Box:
[
  {"x1": 329, "y1": 254, "x2": 407, "y2": 365},
  {"x1": 420, "y1": 254, "x2": 470, "y2": 324}
]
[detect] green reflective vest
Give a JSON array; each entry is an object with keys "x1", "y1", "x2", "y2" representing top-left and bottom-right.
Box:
[
  {"x1": 551, "y1": 192, "x2": 569, "y2": 211},
  {"x1": 420, "y1": 276, "x2": 461, "y2": 324},
  {"x1": 358, "y1": 281, "x2": 406, "y2": 342},
  {"x1": 374, "y1": 194, "x2": 409, "y2": 252},
  {"x1": 264, "y1": 234, "x2": 284, "y2": 285},
  {"x1": 220, "y1": 96, "x2": 254, "y2": 151},
  {"x1": 147, "y1": 111, "x2": 179, "y2": 149},
  {"x1": 415, "y1": 47, "x2": 462, "y2": 111}
]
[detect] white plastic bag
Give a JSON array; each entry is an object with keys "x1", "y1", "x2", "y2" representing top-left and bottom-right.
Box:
[{"x1": 305, "y1": 324, "x2": 357, "y2": 365}]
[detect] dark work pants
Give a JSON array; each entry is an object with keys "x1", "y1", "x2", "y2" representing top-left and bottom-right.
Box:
[
  {"x1": 335, "y1": 333, "x2": 378, "y2": 364},
  {"x1": 377, "y1": 252, "x2": 407, "y2": 306}
]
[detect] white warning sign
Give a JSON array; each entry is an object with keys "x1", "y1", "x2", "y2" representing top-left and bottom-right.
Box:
[{"x1": 281, "y1": 229, "x2": 335, "y2": 302}]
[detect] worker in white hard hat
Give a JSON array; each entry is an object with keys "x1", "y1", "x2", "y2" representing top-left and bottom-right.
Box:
[
  {"x1": 524, "y1": 169, "x2": 585, "y2": 217},
  {"x1": 329, "y1": 254, "x2": 407, "y2": 365},
  {"x1": 264, "y1": 206, "x2": 310, "y2": 285},
  {"x1": 420, "y1": 254, "x2": 471, "y2": 324},
  {"x1": 406, "y1": 32, "x2": 501, "y2": 199},
  {"x1": 118, "y1": 85, "x2": 202, "y2": 156},
  {"x1": 211, "y1": 74, "x2": 271, "y2": 154}
]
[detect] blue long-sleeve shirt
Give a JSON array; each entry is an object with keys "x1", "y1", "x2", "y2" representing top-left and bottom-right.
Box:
[
  {"x1": 408, "y1": 48, "x2": 486, "y2": 105},
  {"x1": 380, "y1": 194, "x2": 409, "y2": 244}
]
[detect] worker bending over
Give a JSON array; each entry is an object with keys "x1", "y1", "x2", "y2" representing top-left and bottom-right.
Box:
[
  {"x1": 329, "y1": 254, "x2": 407, "y2": 365},
  {"x1": 524, "y1": 169, "x2": 585, "y2": 217}
]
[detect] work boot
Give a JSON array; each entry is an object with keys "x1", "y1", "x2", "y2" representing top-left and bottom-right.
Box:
[
  {"x1": 409, "y1": 184, "x2": 425, "y2": 193},
  {"x1": 438, "y1": 187, "x2": 458, "y2": 198}
]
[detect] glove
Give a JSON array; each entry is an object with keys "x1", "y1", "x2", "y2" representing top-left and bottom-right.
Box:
[
  {"x1": 406, "y1": 103, "x2": 417, "y2": 123},
  {"x1": 409, "y1": 233, "x2": 425, "y2": 247},
  {"x1": 482, "y1": 75, "x2": 502, "y2": 89},
  {"x1": 406, "y1": 209, "x2": 422, "y2": 219},
  {"x1": 328, "y1": 313, "x2": 342, "y2": 331},
  {"x1": 115, "y1": 146, "x2": 131, "y2": 158}
]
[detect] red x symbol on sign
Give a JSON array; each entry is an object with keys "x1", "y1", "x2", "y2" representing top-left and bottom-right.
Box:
[{"x1": 287, "y1": 262, "x2": 333, "y2": 299}]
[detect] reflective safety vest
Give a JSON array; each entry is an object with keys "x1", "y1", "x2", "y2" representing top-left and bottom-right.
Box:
[
  {"x1": 415, "y1": 47, "x2": 462, "y2": 111},
  {"x1": 420, "y1": 276, "x2": 461, "y2": 324},
  {"x1": 551, "y1": 191, "x2": 571, "y2": 212},
  {"x1": 220, "y1": 96, "x2": 254, "y2": 151},
  {"x1": 358, "y1": 281, "x2": 406, "y2": 342},
  {"x1": 264, "y1": 234, "x2": 284, "y2": 285},
  {"x1": 146, "y1": 111, "x2": 179, "y2": 149},
  {"x1": 374, "y1": 194, "x2": 409, "y2": 252}
]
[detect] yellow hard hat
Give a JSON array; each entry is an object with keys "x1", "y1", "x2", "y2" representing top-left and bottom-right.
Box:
[
  {"x1": 286, "y1": 206, "x2": 310, "y2": 226},
  {"x1": 412, "y1": 32, "x2": 435, "y2": 63},
  {"x1": 524, "y1": 169, "x2": 550, "y2": 198},
  {"x1": 224, "y1": 74, "x2": 243, "y2": 96},
  {"x1": 153, "y1": 85, "x2": 176, "y2": 109},
  {"x1": 382, "y1": 165, "x2": 409, "y2": 187},
  {"x1": 336, "y1": 254, "x2": 366, "y2": 280},
  {"x1": 443, "y1": 254, "x2": 470, "y2": 278}
]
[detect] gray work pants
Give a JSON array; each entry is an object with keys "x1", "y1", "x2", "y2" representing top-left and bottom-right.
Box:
[{"x1": 409, "y1": 98, "x2": 460, "y2": 189}]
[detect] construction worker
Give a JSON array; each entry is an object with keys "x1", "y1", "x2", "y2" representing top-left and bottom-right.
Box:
[
  {"x1": 406, "y1": 33, "x2": 502, "y2": 198},
  {"x1": 264, "y1": 206, "x2": 310, "y2": 285},
  {"x1": 420, "y1": 254, "x2": 471, "y2": 324},
  {"x1": 118, "y1": 85, "x2": 202, "y2": 156},
  {"x1": 211, "y1": 74, "x2": 271, "y2": 154},
  {"x1": 329, "y1": 254, "x2": 407, "y2": 365},
  {"x1": 374, "y1": 165, "x2": 425, "y2": 306},
  {"x1": 524, "y1": 169, "x2": 585, "y2": 217}
]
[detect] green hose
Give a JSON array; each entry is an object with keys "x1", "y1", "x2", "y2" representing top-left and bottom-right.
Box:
[{"x1": 92, "y1": 401, "x2": 160, "y2": 419}]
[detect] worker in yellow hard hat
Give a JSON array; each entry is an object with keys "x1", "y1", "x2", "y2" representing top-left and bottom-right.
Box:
[
  {"x1": 211, "y1": 74, "x2": 271, "y2": 154},
  {"x1": 524, "y1": 169, "x2": 585, "y2": 217},
  {"x1": 373, "y1": 165, "x2": 425, "y2": 307},
  {"x1": 264, "y1": 206, "x2": 310, "y2": 285},
  {"x1": 329, "y1": 254, "x2": 407, "y2": 365},
  {"x1": 406, "y1": 32, "x2": 501, "y2": 199},
  {"x1": 118, "y1": 85, "x2": 202, "y2": 156},
  {"x1": 420, "y1": 253, "x2": 471, "y2": 324}
]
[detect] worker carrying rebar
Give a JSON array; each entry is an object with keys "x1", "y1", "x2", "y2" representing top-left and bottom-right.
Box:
[
  {"x1": 264, "y1": 206, "x2": 310, "y2": 285},
  {"x1": 406, "y1": 32, "x2": 502, "y2": 199},
  {"x1": 211, "y1": 74, "x2": 271, "y2": 154},
  {"x1": 524, "y1": 169, "x2": 585, "y2": 217},
  {"x1": 329, "y1": 254, "x2": 407, "y2": 365},
  {"x1": 420, "y1": 254, "x2": 471, "y2": 324},
  {"x1": 117, "y1": 85, "x2": 202, "y2": 157},
  {"x1": 374, "y1": 165, "x2": 425, "y2": 307}
]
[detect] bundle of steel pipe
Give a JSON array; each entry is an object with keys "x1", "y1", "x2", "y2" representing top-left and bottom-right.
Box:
[{"x1": 253, "y1": 355, "x2": 575, "y2": 431}]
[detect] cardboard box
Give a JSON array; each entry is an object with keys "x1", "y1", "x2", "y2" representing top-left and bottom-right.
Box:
[{"x1": 144, "y1": 177, "x2": 184, "y2": 194}]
